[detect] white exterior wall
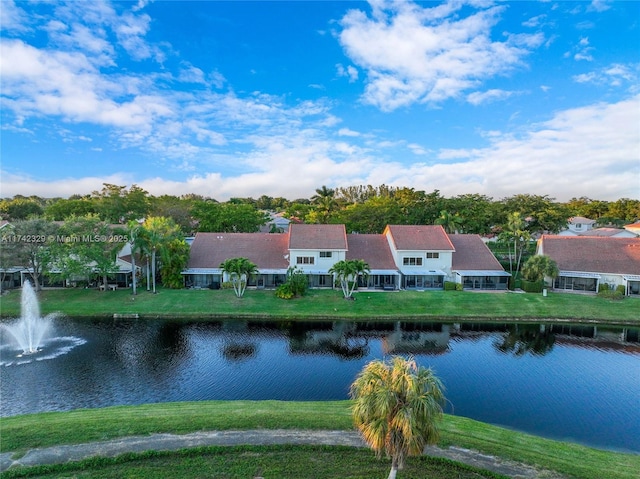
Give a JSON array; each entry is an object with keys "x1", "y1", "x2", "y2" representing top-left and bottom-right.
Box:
[
  {"x1": 391, "y1": 249, "x2": 452, "y2": 273},
  {"x1": 599, "y1": 274, "x2": 625, "y2": 291},
  {"x1": 288, "y1": 249, "x2": 346, "y2": 272}
]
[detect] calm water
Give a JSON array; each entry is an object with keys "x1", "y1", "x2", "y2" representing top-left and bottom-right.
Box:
[{"x1": 1, "y1": 318, "x2": 639, "y2": 454}]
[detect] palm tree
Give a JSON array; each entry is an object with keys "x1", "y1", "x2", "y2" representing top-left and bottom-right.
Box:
[
  {"x1": 350, "y1": 356, "x2": 445, "y2": 479},
  {"x1": 435, "y1": 209, "x2": 463, "y2": 234},
  {"x1": 329, "y1": 259, "x2": 370, "y2": 299},
  {"x1": 219, "y1": 257, "x2": 258, "y2": 298},
  {"x1": 126, "y1": 220, "x2": 145, "y2": 295},
  {"x1": 311, "y1": 185, "x2": 336, "y2": 223},
  {"x1": 521, "y1": 254, "x2": 559, "y2": 286},
  {"x1": 499, "y1": 212, "x2": 530, "y2": 275},
  {"x1": 140, "y1": 216, "x2": 182, "y2": 293}
]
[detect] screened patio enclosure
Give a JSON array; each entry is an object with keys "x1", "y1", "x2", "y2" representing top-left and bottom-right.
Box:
[
  {"x1": 553, "y1": 272, "x2": 599, "y2": 292},
  {"x1": 454, "y1": 270, "x2": 510, "y2": 290}
]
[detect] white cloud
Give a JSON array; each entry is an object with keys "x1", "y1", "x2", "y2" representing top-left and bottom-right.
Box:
[
  {"x1": 338, "y1": 0, "x2": 543, "y2": 110},
  {"x1": 7, "y1": 95, "x2": 635, "y2": 202},
  {"x1": 338, "y1": 128, "x2": 361, "y2": 137},
  {"x1": 336, "y1": 63, "x2": 359, "y2": 82},
  {"x1": 588, "y1": 0, "x2": 612, "y2": 12},
  {"x1": 467, "y1": 89, "x2": 516, "y2": 105},
  {"x1": 573, "y1": 63, "x2": 639, "y2": 89},
  {"x1": 571, "y1": 36, "x2": 594, "y2": 62},
  {"x1": 0, "y1": 0, "x2": 30, "y2": 33}
]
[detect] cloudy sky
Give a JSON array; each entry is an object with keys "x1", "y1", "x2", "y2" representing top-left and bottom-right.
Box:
[{"x1": 1, "y1": 0, "x2": 638, "y2": 201}]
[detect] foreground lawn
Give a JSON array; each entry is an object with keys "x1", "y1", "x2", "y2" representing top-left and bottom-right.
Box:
[
  {"x1": 2, "y1": 401, "x2": 638, "y2": 479},
  {"x1": 1, "y1": 445, "x2": 507, "y2": 479},
  {"x1": 1, "y1": 287, "x2": 637, "y2": 323}
]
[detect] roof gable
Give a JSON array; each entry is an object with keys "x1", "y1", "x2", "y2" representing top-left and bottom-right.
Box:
[
  {"x1": 539, "y1": 235, "x2": 640, "y2": 275},
  {"x1": 288, "y1": 224, "x2": 347, "y2": 250},
  {"x1": 384, "y1": 225, "x2": 454, "y2": 251},
  {"x1": 188, "y1": 233, "x2": 290, "y2": 270},
  {"x1": 450, "y1": 234, "x2": 505, "y2": 271}
]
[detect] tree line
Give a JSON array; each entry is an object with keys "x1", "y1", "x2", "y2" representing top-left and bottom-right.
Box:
[{"x1": 1, "y1": 183, "x2": 638, "y2": 236}]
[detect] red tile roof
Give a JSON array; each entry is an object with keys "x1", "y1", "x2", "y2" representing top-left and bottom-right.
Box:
[
  {"x1": 538, "y1": 235, "x2": 640, "y2": 275},
  {"x1": 187, "y1": 233, "x2": 290, "y2": 270},
  {"x1": 449, "y1": 234, "x2": 505, "y2": 271},
  {"x1": 288, "y1": 224, "x2": 347, "y2": 250},
  {"x1": 384, "y1": 225, "x2": 454, "y2": 251},
  {"x1": 346, "y1": 234, "x2": 398, "y2": 270}
]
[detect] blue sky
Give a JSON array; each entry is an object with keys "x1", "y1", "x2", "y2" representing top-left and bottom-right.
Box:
[{"x1": 1, "y1": 0, "x2": 638, "y2": 201}]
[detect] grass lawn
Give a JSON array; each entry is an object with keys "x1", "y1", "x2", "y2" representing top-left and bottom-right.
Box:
[
  {"x1": 2, "y1": 401, "x2": 639, "y2": 479},
  {"x1": 0, "y1": 287, "x2": 637, "y2": 323},
  {"x1": 1, "y1": 445, "x2": 508, "y2": 479}
]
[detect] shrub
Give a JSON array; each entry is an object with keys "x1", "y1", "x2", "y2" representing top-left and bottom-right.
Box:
[
  {"x1": 275, "y1": 283, "x2": 295, "y2": 299},
  {"x1": 444, "y1": 281, "x2": 457, "y2": 291},
  {"x1": 598, "y1": 283, "x2": 610, "y2": 293},
  {"x1": 275, "y1": 267, "x2": 308, "y2": 299},
  {"x1": 455, "y1": 283, "x2": 463, "y2": 291},
  {"x1": 598, "y1": 288, "x2": 624, "y2": 300},
  {"x1": 521, "y1": 280, "x2": 543, "y2": 293},
  {"x1": 616, "y1": 284, "x2": 626, "y2": 295},
  {"x1": 220, "y1": 281, "x2": 234, "y2": 290}
]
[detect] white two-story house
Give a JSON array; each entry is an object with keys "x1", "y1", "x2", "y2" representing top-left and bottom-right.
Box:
[
  {"x1": 287, "y1": 224, "x2": 348, "y2": 288},
  {"x1": 383, "y1": 225, "x2": 454, "y2": 289}
]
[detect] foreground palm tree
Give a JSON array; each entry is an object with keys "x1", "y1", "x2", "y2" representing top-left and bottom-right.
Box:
[
  {"x1": 350, "y1": 356, "x2": 445, "y2": 479},
  {"x1": 220, "y1": 257, "x2": 258, "y2": 298}
]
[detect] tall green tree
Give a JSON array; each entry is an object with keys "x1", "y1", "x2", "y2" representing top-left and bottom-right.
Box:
[
  {"x1": 329, "y1": 259, "x2": 370, "y2": 299},
  {"x1": 192, "y1": 201, "x2": 269, "y2": 232},
  {"x1": 54, "y1": 215, "x2": 126, "y2": 288},
  {"x1": 0, "y1": 198, "x2": 44, "y2": 220},
  {"x1": 160, "y1": 238, "x2": 190, "y2": 289},
  {"x1": 0, "y1": 219, "x2": 60, "y2": 290},
  {"x1": 434, "y1": 209, "x2": 464, "y2": 234},
  {"x1": 139, "y1": 216, "x2": 182, "y2": 293},
  {"x1": 126, "y1": 220, "x2": 148, "y2": 295},
  {"x1": 338, "y1": 197, "x2": 403, "y2": 234},
  {"x1": 219, "y1": 257, "x2": 258, "y2": 298},
  {"x1": 92, "y1": 184, "x2": 150, "y2": 223},
  {"x1": 445, "y1": 193, "x2": 496, "y2": 235},
  {"x1": 499, "y1": 212, "x2": 531, "y2": 275},
  {"x1": 44, "y1": 197, "x2": 97, "y2": 220},
  {"x1": 309, "y1": 185, "x2": 337, "y2": 224},
  {"x1": 499, "y1": 194, "x2": 570, "y2": 234},
  {"x1": 350, "y1": 356, "x2": 445, "y2": 479}
]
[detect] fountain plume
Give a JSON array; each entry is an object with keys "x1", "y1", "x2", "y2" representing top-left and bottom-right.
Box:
[{"x1": 3, "y1": 282, "x2": 52, "y2": 355}]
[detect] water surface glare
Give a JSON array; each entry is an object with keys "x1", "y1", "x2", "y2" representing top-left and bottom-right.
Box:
[{"x1": 1, "y1": 318, "x2": 638, "y2": 454}]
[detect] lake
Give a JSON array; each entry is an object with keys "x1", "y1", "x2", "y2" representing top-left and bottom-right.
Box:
[{"x1": 1, "y1": 318, "x2": 639, "y2": 454}]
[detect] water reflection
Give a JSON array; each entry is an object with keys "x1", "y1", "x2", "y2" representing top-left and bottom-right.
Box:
[
  {"x1": 1, "y1": 318, "x2": 639, "y2": 454},
  {"x1": 493, "y1": 324, "x2": 556, "y2": 356}
]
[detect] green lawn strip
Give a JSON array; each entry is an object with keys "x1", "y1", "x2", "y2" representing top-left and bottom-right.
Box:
[
  {"x1": 2, "y1": 401, "x2": 638, "y2": 479},
  {"x1": 0, "y1": 288, "x2": 637, "y2": 323},
  {"x1": 438, "y1": 415, "x2": 639, "y2": 479},
  {"x1": 0, "y1": 445, "x2": 508, "y2": 479}
]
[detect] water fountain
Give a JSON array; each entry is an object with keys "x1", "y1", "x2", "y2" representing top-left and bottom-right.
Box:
[
  {"x1": 3, "y1": 282, "x2": 52, "y2": 355},
  {"x1": 1, "y1": 282, "x2": 85, "y2": 365}
]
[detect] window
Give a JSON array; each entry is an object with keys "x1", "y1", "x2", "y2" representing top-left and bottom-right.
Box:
[
  {"x1": 319, "y1": 251, "x2": 332, "y2": 258},
  {"x1": 296, "y1": 256, "x2": 314, "y2": 265},
  {"x1": 426, "y1": 252, "x2": 439, "y2": 259},
  {"x1": 403, "y1": 257, "x2": 423, "y2": 266}
]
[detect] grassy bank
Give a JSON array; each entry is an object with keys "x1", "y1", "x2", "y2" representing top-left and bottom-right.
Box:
[
  {"x1": 2, "y1": 401, "x2": 638, "y2": 479},
  {"x1": 1, "y1": 287, "x2": 638, "y2": 323},
  {"x1": 2, "y1": 446, "x2": 507, "y2": 479}
]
